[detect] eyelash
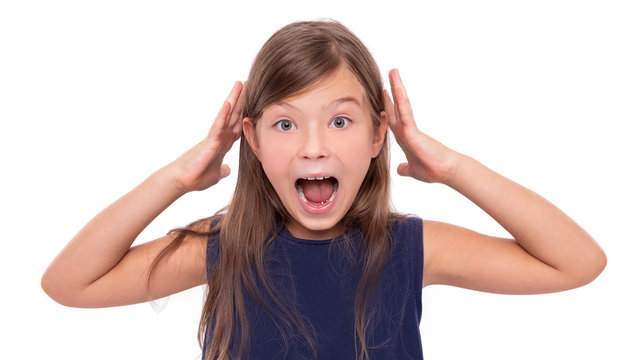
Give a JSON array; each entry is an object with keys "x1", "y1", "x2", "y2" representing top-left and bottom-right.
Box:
[
  {"x1": 330, "y1": 116, "x2": 350, "y2": 129},
  {"x1": 274, "y1": 119, "x2": 296, "y2": 131},
  {"x1": 273, "y1": 116, "x2": 351, "y2": 131}
]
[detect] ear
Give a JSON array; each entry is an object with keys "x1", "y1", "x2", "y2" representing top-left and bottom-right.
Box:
[
  {"x1": 371, "y1": 111, "x2": 388, "y2": 158},
  {"x1": 242, "y1": 117, "x2": 260, "y2": 159}
]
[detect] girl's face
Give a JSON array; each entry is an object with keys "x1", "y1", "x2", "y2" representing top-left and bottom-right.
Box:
[{"x1": 244, "y1": 66, "x2": 387, "y2": 240}]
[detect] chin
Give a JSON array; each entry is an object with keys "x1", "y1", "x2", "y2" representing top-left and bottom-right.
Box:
[{"x1": 287, "y1": 213, "x2": 345, "y2": 240}]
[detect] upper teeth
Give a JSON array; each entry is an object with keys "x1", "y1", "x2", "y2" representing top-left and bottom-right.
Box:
[{"x1": 303, "y1": 176, "x2": 330, "y2": 180}]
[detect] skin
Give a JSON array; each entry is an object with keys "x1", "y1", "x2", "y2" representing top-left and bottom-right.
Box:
[
  {"x1": 384, "y1": 69, "x2": 606, "y2": 292},
  {"x1": 41, "y1": 68, "x2": 606, "y2": 309},
  {"x1": 242, "y1": 67, "x2": 387, "y2": 240}
]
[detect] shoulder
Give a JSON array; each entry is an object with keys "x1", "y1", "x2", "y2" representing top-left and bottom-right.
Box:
[
  {"x1": 388, "y1": 214, "x2": 424, "y2": 267},
  {"x1": 383, "y1": 214, "x2": 423, "y2": 257},
  {"x1": 202, "y1": 214, "x2": 225, "y2": 275},
  {"x1": 160, "y1": 215, "x2": 222, "y2": 282},
  {"x1": 388, "y1": 214, "x2": 423, "y2": 240}
]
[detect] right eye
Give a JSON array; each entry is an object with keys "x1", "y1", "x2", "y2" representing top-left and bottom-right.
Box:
[{"x1": 275, "y1": 119, "x2": 296, "y2": 131}]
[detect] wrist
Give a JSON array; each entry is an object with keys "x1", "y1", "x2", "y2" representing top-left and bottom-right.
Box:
[
  {"x1": 441, "y1": 151, "x2": 472, "y2": 188},
  {"x1": 153, "y1": 165, "x2": 191, "y2": 199}
]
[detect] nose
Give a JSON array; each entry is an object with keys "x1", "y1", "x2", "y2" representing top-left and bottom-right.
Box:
[{"x1": 299, "y1": 125, "x2": 330, "y2": 160}]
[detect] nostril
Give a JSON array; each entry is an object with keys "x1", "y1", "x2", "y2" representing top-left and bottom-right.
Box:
[{"x1": 302, "y1": 153, "x2": 327, "y2": 160}]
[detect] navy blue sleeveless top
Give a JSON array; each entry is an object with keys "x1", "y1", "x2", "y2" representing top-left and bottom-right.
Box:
[{"x1": 203, "y1": 216, "x2": 424, "y2": 359}]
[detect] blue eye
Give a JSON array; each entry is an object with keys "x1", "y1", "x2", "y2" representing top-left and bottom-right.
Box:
[
  {"x1": 275, "y1": 119, "x2": 295, "y2": 131},
  {"x1": 330, "y1": 116, "x2": 350, "y2": 129}
]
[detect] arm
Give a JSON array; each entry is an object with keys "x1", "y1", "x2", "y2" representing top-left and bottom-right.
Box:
[
  {"x1": 385, "y1": 69, "x2": 606, "y2": 294},
  {"x1": 41, "y1": 81, "x2": 246, "y2": 307}
]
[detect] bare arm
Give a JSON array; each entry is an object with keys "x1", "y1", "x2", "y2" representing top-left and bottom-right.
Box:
[
  {"x1": 41, "y1": 81, "x2": 246, "y2": 307},
  {"x1": 385, "y1": 69, "x2": 606, "y2": 294},
  {"x1": 422, "y1": 156, "x2": 606, "y2": 294}
]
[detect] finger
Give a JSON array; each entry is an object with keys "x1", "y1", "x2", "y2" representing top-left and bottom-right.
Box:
[
  {"x1": 388, "y1": 69, "x2": 408, "y2": 105},
  {"x1": 232, "y1": 118, "x2": 243, "y2": 139},
  {"x1": 396, "y1": 162, "x2": 411, "y2": 177},
  {"x1": 225, "y1": 81, "x2": 243, "y2": 111},
  {"x1": 384, "y1": 90, "x2": 408, "y2": 148},
  {"x1": 217, "y1": 81, "x2": 242, "y2": 128},
  {"x1": 227, "y1": 81, "x2": 246, "y2": 127},
  {"x1": 220, "y1": 164, "x2": 231, "y2": 179},
  {"x1": 209, "y1": 82, "x2": 242, "y2": 136},
  {"x1": 213, "y1": 100, "x2": 232, "y2": 126},
  {"x1": 383, "y1": 90, "x2": 398, "y2": 130},
  {"x1": 388, "y1": 69, "x2": 415, "y2": 125},
  {"x1": 228, "y1": 81, "x2": 247, "y2": 129}
]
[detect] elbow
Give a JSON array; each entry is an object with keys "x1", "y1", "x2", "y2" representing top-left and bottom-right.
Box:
[
  {"x1": 568, "y1": 246, "x2": 608, "y2": 289},
  {"x1": 41, "y1": 269, "x2": 55, "y2": 300},
  {"x1": 588, "y1": 248, "x2": 608, "y2": 282},
  {"x1": 41, "y1": 271, "x2": 66, "y2": 306},
  {"x1": 41, "y1": 271, "x2": 83, "y2": 308}
]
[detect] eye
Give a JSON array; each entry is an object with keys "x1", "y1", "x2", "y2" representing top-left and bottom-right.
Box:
[
  {"x1": 275, "y1": 119, "x2": 296, "y2": 131},
  {"x1": 330, "y1": 116, "x2": 350, "y2": 129}
]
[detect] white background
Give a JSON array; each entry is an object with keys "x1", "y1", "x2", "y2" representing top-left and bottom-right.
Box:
[{"x1": 1, "y1": 1, "x2": 632, "y2": 359}]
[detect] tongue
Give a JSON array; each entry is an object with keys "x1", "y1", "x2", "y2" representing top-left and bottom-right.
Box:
[{"x1": 299, "y1": 179, "x2": 334, "y2": 203}]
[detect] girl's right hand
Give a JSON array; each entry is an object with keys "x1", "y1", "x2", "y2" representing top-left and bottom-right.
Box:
[
  {"x1": 42, "y1": 82, "x2": 246, "y2": 308},
  {"x1": 165, "y1": 81, "x2": 246, "y2": 193}
]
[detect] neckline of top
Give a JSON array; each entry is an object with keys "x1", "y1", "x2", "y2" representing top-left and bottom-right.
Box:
[{"x1": 277, "y1": 225, "x2": 361, "y2": 246}]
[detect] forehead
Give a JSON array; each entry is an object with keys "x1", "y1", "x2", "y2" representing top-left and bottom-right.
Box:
[{"x1": 268, "y1": 67, "x2": 369, "y2": 112}]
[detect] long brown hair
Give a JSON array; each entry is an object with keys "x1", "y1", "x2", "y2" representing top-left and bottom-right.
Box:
[{"x1": 149, "y1": 19, "x2": 398, "y2": 360}]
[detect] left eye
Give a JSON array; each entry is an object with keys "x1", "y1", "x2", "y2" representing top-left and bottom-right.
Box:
[
  {"x1": 274, "y1": 119, "x2": 296, "y2": 131},
  {"x1": 330, "y1": 116, "x2": 350, "y2": 129}
]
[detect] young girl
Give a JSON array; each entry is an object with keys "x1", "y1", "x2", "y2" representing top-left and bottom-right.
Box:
[{"x1": 41, "y1": 20, "x2": 606, "y2": 360}]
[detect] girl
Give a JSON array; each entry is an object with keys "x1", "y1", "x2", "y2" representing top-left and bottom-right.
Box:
[{"x1": 41, "y1": 20, "x2": 606, "y2": 360}]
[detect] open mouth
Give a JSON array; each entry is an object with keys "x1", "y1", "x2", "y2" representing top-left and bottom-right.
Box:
[{"x1": 296, "y1": 176, "x2": 339, "y2": 207}]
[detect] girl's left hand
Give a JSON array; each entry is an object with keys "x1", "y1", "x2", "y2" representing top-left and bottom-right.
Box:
[
  {"x1": 385, "y1": 71, "x2": 607, "y2": 296},
  {"x1": 384, "y1": 69, "x2": 461, "y2": 184}
]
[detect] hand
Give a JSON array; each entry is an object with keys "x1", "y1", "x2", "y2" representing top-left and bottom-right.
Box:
[
  {"x1": 385, "y1": 69, "x2": 460, "y2": 184},
  {"x1": 166, "y1": 81, "x2": 246, "y2": 193}
]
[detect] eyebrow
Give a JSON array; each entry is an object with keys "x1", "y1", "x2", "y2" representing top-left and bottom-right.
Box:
[{"x1": 275, "y1": 96, "x2": 363, "y2": 111}]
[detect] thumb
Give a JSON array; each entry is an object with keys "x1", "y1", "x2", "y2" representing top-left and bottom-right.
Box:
[
  {"x1": 220, "y1": 164, "x2": 231, "y2": 179},
  {"x1": 396, "y1": 163, "x2": 411, "y2": 177}
]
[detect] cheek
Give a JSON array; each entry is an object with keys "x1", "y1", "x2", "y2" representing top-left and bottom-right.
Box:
[
  {"x1": 257, "y1": 135, "x2": 293, "y2": 187},
  {"x1": 336, "y1": 136, "x2": 373, "y2": 184},
  {"x1": 260, "y1": 150, "x2": 284, "y2": 176},
  {"x1": 337, "y1": 127, "x2": 375, "y2": 157},
  {"x1": 347, "y1": 155, "x2": 372, "y2": 184},
  {"x1": 259, "y1": 159, "x2": 290, "y2": 204}
]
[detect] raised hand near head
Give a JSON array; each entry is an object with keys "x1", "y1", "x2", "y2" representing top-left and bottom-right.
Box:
[
  {"x1": 166, "y1": 81, "x2": 246, "y2": 193},
  {"x1": 384, "y1": 69, "x2": 459, "y2": 184}
]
